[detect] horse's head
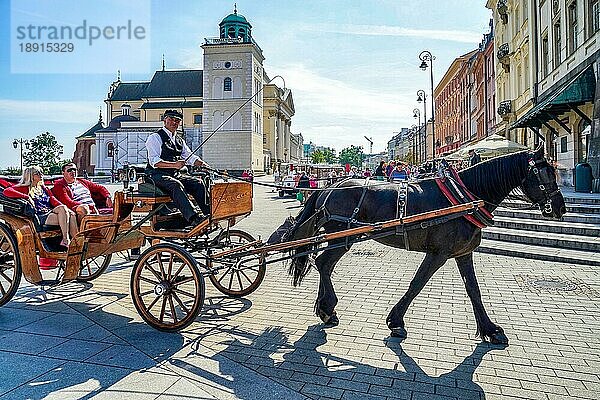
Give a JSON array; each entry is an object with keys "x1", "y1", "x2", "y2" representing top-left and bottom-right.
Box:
[{"x1": 519, "y1": 145, "x2": 566, "y2": 219}]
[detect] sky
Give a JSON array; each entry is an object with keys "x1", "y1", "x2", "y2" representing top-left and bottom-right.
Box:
[{"x1": 0, "y1": 0, "x2": 492, "y2": 168}]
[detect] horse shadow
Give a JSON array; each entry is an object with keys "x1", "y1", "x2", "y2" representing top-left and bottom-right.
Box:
[{"x1": 181, "y1": 323, "x2": 506, "y2": 400}]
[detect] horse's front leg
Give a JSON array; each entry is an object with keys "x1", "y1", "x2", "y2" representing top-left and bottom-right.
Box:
[
  {"x1": 455, "y1": 252, "x2": 508, "y2": 345},
  {"x1": 314, "y1": 241, "x2": 348, "y2": 327},
  {"x1": 387, "y1": 252, "x2": 448, "y2": 338}
]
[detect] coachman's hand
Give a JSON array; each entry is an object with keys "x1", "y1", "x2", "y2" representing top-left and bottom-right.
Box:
[{"x1": 174, "y1": 160, "x2": 186, "y2": 170}]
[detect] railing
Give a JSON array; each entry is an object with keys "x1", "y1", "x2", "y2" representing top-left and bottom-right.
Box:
[
  {"x1": 204, "y1": 37, "x2": 243, "y2": 45},
  {"x1": 497, "y1": 0, "x2": 508, "y2": 24},
  {"x1": 497, "y1": 43, "x2": 510, "y2": 62},
  {"x1": 497, "y1": 100, "x2": 512, "y2": 116}
]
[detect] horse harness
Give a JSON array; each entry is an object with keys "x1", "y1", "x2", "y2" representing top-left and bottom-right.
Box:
[
  {"x1": 313, "y1": 178, "x2": 411, "y2": 249},
  {"x1": 526, "y1": 157, "x2": 561, "y2": 214},
  {"x1": 435, "y1": 167, "x2": 494, "y2": 229}
]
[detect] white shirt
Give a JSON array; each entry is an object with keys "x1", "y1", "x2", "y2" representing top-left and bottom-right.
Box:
[{"x1": 146, "y1": 127, "x2": 201, "y2": 167}]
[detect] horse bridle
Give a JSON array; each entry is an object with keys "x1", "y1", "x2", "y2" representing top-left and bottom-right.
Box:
[{"x1": 523, "y1": 157, "x2": 561, "y2": 214}]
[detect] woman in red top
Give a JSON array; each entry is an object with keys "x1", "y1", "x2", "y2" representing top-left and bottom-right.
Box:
[{"x1": 3, "y1": 166, "x2": 78, "y2": 247}]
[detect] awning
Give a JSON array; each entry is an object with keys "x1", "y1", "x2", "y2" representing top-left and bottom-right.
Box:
[{"x1": 510, "y1": 66, "x2": 595, "y2": 129}]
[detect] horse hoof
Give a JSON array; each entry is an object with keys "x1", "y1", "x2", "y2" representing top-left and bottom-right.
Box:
[
  {"x1": 389, "y1": 326, "x2": 407, "y2": 339},
  {"x1": 324, "y1": 313, "x2": 339, "y2": 327},
  {"x1": 489, "y1": 331, "x2": 509, "y2": 345}
]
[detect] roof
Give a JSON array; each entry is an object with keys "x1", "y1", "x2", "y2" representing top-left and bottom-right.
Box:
[
  {"x1": 96, "y1": 114, "x2": 140, "y2": 132},
  {"x1": 109, "y1": 82, "x2": 149, "y2": 101},
  {"x1": 140, "y1": 100, "x2": 204, "y2": 109},
  {"x1": 220, "y1": 12, "x2": 251, "y2": 27},
  {"x1": 76, "y1": 119, "x2": 104, "y2": 139},
  {"x1": 142, "y1": 70, "x2": 203, "y2": 98}
]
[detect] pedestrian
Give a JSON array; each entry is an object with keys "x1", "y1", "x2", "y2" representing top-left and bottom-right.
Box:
[{"x1": 468, "y1": 149, "x2": 481, "y2": 166}]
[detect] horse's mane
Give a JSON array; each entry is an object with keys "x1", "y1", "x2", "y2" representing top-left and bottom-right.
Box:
[{"x1": 458, "y1": 150, "x2": 530, "y2": 203}]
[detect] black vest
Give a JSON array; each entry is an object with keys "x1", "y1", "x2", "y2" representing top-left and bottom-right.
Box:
[{"x1": 147, "y1": 128, "x2": 184, "y2": 174}]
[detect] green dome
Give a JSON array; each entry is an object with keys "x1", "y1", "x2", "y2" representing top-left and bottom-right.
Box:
[{"x1": 219, "y1": 12, "x2": 251, "y2": 27}]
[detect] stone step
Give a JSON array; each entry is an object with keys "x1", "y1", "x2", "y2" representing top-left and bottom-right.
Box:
[
  {"x1": 562, "y1": 195, "x2": 600, "y2": 205},
  {"x1": 493, "y1": 208, "x2": 600, "y2": 224},
  {"x1": 476, "y1": 239, "x2": 600, "y2": 267},
  {"x1": 567, "y1": 203, "x2": 600, "y2": 214},
  {"x1": 481, "y1": 226, "x2": 600, "y2": 252},
  {"x1": 493, "y1": 216, "x2": 600, "y2": 237}
]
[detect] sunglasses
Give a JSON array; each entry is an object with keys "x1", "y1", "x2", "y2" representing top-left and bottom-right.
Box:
[{"x1": 66, "y1": 168, "x2": 77, "y2": 173}]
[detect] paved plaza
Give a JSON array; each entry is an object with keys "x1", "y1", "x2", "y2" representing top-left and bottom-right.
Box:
[{"x1": 1, "y1": 177, "x2": 599, "y2": 399}]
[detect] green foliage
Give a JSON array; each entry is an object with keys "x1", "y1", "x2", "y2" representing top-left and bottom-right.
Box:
[
  {"x1": 310, "y1": 148, "x2": 337, "y2": 164},
  {"x1": 23, "y1": 132, "x2": 64, "y2": 172},
  {"x1": 338, "y1": 145, "x2": 364, "y2": 167},
  {"x1": 2, "y1": 166, "x2": 21, "y2": 176}
]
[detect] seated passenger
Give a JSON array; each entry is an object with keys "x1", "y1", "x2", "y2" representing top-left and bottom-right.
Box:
[
  {"x1": 145, "y1": 109, "x2": 211, "y2": 227},
  {"x1": 52, "y1": 163, "x2": 113, "y2": 220},
  {"x1": 389, "y1": 163, "x2": 409, "y2": 181},
  {"x1": 4, "y1": 166, "x2": 77, "y2": 248}
]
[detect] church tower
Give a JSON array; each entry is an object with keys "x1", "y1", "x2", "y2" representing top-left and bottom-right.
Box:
[{"x1": 202, "y1": 6, "x2": 265, "y2": 173}]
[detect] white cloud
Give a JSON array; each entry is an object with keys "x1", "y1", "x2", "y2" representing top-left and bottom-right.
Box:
[
  {"x1": 269, "y1": 64, "x2": 418, "y2": 152},
  {"x1": 300, "y1": 23, "x2": 482, "y2": 43}
]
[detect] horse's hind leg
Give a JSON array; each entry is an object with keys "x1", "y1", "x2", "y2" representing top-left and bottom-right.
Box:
[
  {"x1": 386, "y1": 252, "x2": 448, "y2": 338},
  {"x1": 455, "y1": 252, "x2": 508, "y2": 345},
  {"x1": 314, "y1": 240, "x2": 348, "y2": 327}
]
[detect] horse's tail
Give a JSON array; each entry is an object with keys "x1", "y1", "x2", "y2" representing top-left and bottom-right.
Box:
[{"x1": 267, "y1": 192, "x2": 320, "y2": 286}]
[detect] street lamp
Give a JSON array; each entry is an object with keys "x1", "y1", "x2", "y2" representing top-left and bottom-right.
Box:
[
  {"x1": 12, "y1": 138, "x2": 30, "y2": 174},
  {"x1": 417, "y1": 89, "x2": 427, "y2": 161},
  {"x1": 418, "y1": 50, "x2": 436, "y2": 159},
  {"x1": 413, "y1": 108, "x2": 421, "y2": 164},
  {"x1": 410, "y1": 124, "x2": 418, "y2": 165}
]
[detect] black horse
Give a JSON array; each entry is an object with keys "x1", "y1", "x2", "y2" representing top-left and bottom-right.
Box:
[{"x1": 269, "y1": 146, "x2": 566, "y2": 345}]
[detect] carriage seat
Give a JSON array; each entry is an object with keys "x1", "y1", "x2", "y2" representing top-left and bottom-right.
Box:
[{"x1": 0, "y1": 191, "x2": 58, "y2": 233}]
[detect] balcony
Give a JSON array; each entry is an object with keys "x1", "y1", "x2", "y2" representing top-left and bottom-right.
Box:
[
  {"x1": 497, "y1": 100, "x2": 513, "y2": 120},
  {"x1": 497, "y1": 43, "x2": 510, "y2": 72},
  {"x1": 497, "y1": 0, "x2": 508, "y2": 24}
]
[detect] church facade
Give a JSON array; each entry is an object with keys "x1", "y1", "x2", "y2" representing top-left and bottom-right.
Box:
[{"x1": 73, "y1": 8, "x2": 302, "y2": 176}]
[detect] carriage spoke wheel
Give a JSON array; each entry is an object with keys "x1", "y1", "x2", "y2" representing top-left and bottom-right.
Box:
[
  {"x1": 0, "y1": 223, "x2": 22, "y2": 307},
  {"x1": 208, "y1": 230, "x2": 265, "y2": 298},
  {"x1": 131, "y1": 244, "x2": 204, "y2": 331},
  {"x1": 77, "y1": 254, "x2": 112, "y2": 282}
]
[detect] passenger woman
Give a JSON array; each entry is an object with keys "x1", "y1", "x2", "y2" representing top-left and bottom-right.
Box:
[{"x1": 3, "y1": 166, "x2": 78, "y2": 248}]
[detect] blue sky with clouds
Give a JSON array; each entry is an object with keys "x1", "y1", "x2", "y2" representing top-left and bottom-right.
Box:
[{"x1": 0, "y1": 0, "x2": 491, "y2": 168}]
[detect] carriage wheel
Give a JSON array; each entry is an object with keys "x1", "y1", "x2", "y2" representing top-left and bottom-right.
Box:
[
  {"x1": 208, "y1": 230, "x2": 265, "y2": 298},
  {"x1": 0, "y1": 223, "x2": 22, "y2": 307},
  {"x1": 131, "y1": 244, "x2": 204, "y2": 331},
  {"x1": 77, "y1": 254, "x2": 112, "y2": 282}
]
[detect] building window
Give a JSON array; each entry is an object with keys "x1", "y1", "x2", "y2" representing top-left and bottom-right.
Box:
[
  {"x1": 592, "y1": 0, "x2": 600, "y2": 36},
  {"x1": 553, "y1": 20, "x2": 562, "y2": 68},
  {"x1": 193, "y1": 114, "x2": 202, "y2": 124},
  {"x1": 541, "y1": 33, "x2": 549, "y2": 77},
  {"x1": 223, "y1": 77, "x2": 232, "y2": 92},
  {"x1": 107, "y1": 142, "x2": 114, "y2": 158},
  {"x1": 560, "y1": 136, "x2": 568, "y2": 153},
  {"x1": 567, "y1": 2, "x2": 578, "y2": 56}
]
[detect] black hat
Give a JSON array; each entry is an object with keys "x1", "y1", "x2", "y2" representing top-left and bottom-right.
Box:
[{"x1": 164, "y1": 110, "x2": 183, "y2": 120}]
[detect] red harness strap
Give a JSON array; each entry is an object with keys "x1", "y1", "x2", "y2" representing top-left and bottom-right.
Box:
[
  {"x1": 435, "y1": 178, "x2": 487, "y2": 228},
  {"x1": 449, "y1": 168, "x2": 494, "y2": 221}
]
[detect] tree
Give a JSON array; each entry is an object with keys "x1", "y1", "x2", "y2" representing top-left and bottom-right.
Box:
[
  {"x1": 23, "y1": 132, "x2": 64, "y2": 173},
  {"x1": 338, "y1": 145, "x2": 364, "y2": 167},
  {"x1": 322, "y1": 148, "x2": 337, "y2": 164},
  {"x1": 311, "y1": 149, "x2": 326, "y2": 164}
]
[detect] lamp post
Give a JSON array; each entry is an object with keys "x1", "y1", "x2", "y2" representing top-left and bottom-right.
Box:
[
  {"x1": 12, "y1": 138, "x2": 29, "y2": 174},
  {"x1": 419, "y1": 50, "x2": 435, "y2": 159},
  {"x1": 410, "y1": 124, "x2": 418, "y2": 165},
  {"x1": 417, "y1": 90, "x2": 427, "y2": 161},
  {"x1": 413, "y1": 108, "x2": 421, "y2": 164}
]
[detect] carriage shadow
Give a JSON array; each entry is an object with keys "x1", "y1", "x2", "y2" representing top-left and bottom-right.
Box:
[
  {"x1": 0, "y1": 291, "x2": 186, "y2": 399},
  {"x1": 179, "y1": 324, "x2": 506, "y2": 400}
]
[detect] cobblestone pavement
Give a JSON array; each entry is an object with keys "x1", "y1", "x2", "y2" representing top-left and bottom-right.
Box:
[{"x1": 1, "y1": 177, "x2": 599, "y2": 399}]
